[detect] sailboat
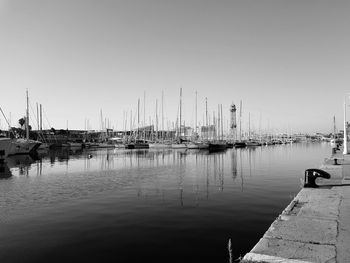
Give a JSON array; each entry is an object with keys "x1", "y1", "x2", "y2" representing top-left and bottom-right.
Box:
[
  {"x1": 172, "y1": 88, "x2": 187, "y2": 149},
  {"x1": 149, "y1": 92, "x2": 172, "y2": 149},
  {"x1": 234, "y1": 100, "x2": 246, "y2": 148},
  {"x1": 187, "y1": 91, "x2": 209, "y2": 150},
  {"x1": 208, "y1": 104, "x2": 226, "y2": 152},
  {"x1": 8, "y1": 91, "x2": 41, "y2": 155},
  {"x1": 0, "y1": 108, "x2": 20, "y2": 158},
  {"x1": 127, "y1": 99, "x2": 149, "y2": 149},
  {"x1": 36, "y1": 104, "x2": 52, "y2": 150},
  {"x1": 245, "y1": 112, "x2": 261, "y2": 147}
]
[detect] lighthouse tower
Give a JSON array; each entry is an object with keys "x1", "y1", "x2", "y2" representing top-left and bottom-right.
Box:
[{"x1": 230, "y1": 103, "x2": 237, "y2": 141}]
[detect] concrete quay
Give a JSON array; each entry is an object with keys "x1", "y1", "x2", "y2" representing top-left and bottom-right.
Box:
[{"x1": 242, "y1": 153, "x2": 350, "y2": 263}]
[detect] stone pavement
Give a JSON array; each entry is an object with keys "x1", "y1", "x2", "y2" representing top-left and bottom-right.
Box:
[{"x1": 242, "y1": 153, "x2": 350, "y2": 263}]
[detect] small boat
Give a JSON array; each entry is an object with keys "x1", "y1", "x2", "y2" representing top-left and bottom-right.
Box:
[
  {"x1": 127, "y1": 140, "x2": 149, "y2": 149},
  {"x1": 245, "y1": 140, "x2": 261, "y2": 147},
  {"x1": 97, "y1": 143, "x2": 116, "y2": 148},
  {"x1": 234, "y1": 141, "x2": 246, "y2": 148},
  {"x1": 226, "y1": 142, "x2": 234, "y2": 148},
  {"x1": 187, "y1": 142, "x2": 199, "y2": 149},
  {"x1": 171, "y1": 143, "x2": 187, "y2": 149},
  {"x1": 114, "y1": 143, "x2": 126, "y2": 149},
  {"x1": 68, "y1": 142, "x2": 83, "y2": 148},
  {"x1": 8, "y1": 91, "x2": 41, "y2": 156},
  {"x1": 208, "y1": 141, "x2": 227, "y2": 152},
  {"x1": 187, "y1": 141, "x2": 209, "y2": 149},
  {"x1": 37, "y1": 142, "x2": 51, "y2": 150},
  {"x1": 8, "y1": 138, "x2": 41, "y2": 155},
  {"x1": 149, "y1": 142, "x2": 172, "y2": 148}
]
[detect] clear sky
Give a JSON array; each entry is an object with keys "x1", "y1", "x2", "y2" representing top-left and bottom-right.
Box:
[{"x1": 1, "y1": 0, "x2": 350, "y2": 134}]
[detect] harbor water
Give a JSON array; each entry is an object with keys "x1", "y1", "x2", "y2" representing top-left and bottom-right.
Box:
[{"x1": 0, "y1": 142, "x2": 330, "y2": 263}]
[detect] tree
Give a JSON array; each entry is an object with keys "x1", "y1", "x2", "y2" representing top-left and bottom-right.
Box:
[{"x1": 18, "y1": 117, "x2": 25, "y2": 128}]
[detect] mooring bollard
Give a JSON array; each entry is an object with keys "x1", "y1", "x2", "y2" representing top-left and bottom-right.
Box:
[{"x1": 304, "y1": 168, "x2": 331, "y2": 188}]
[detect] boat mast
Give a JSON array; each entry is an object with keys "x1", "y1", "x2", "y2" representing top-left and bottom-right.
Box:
[
  {"x1": 36, "y1": 103, "x2": 39, "y2": 131},
  {"x1": 205, "y1": 97, "x2": 208, "y2": 141},
  {"x1": 218, "y1": 105, "x2": 220, "y2": 141},
  {"x1": 248, "y1": 112, "x2": 251, "y2": 140},
  {"x1": 162, "y1": 90, "x2": 164, "y2": 142},
  {"x1": 138, "y1": 98, "x2": 140, "y2": 140},
  {"x1": 156, "y1": 99, "x2": 158, "y2": 141},
  {"x1": 239, "y1": 100, "x2": 242, "y2": 141},
  {"x1": 130, "y1": 110, "x2": 132, "y2": 141},
  {"x1": 40, "y1": 104, "x2": 42, "y2": 132},
  {"x1": 143, "y1": 91, "x2": 146, "y2": 141},
  {"x1": 195, "y1": 91, "x2": 197, "y2": 137},
  {"x1": 221, "y1": 104, "x2": 224, "y2": 141},
  {"x1": 26, "y1": 89, "x2": 29, "y2": 140},
  {"x1": 179, "y1": 87, "x2": 182, "y2": 138}
]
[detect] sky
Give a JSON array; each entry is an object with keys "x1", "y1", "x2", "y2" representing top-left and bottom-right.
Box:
[{"x1": 1, "y1": 0, "x2": 350, "y2": 134}]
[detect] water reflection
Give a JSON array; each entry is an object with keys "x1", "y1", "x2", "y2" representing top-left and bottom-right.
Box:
[
  {"x1": 0, "y1": 143, "x2": 331, "y2": 263},
  {"x1": 0, "y1": 146, "x2": 277, "y2": 191},
  {"x1": 0, "y1": 163, "x2": 12, "y2": 179},
  {"x1": 2, "y1": 143, "x2": 330, "y2": 205}
]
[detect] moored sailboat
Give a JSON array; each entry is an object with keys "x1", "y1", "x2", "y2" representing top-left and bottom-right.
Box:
[
  {"x1": 172, "y1": 88, "x2": 187, "y2": 149},
  {"x1": 126, "y1": 99, "x2": 149, "y2": 149},
  {"x1": 8, "y1": 91, "x2": 41, "y2": 155},
  {"x1": 234, "y1": 100, "x2": 246, "y2": 148}
]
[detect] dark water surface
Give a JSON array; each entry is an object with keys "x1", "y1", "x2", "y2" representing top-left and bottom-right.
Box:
[{"x1": 0, "y1": 142, "x2": 330, "y2": 262}]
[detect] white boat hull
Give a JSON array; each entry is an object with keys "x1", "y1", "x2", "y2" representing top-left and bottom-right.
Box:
[
  {"x1": 149, "y1": 143, "x2": 172, "y2": 148},
  {"x1": 187, "y1": 143, "x2": 199, "y2": 149},
  {"x1": 171, "y1": 143, "x2": 187, "y2": 149},
  {"x1": 68, "y1": 142, "x2": 83, "y2": 148},
  {"x1": 8, "y1": 139, "x2": 41, "y2": 155}
]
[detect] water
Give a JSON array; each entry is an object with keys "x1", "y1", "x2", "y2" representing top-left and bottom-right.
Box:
[{"x1": 0, "y1": 142, "x2": 330, "y2": 263}]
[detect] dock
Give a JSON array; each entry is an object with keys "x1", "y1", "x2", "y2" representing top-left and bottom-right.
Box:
[{"x1": 242, "y1": 153, "x2": 350, "y2": 263}]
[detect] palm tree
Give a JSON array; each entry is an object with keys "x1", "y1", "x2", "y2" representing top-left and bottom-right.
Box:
[{"x1": 18, "y1": 117, "x2": 25, "y2": 128}]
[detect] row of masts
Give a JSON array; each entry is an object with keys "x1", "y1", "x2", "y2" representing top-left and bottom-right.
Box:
[
  {"x1": 2, "y1": 90, "x2": 286, "y2": 144},
  {"x1": 124, "y1": 88, "x2": 236, "y2": 142}
]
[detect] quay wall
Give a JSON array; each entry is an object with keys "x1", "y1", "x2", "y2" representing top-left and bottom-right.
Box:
[{"x1": 241, "y1": 154, "x2": 350, "y2": 263}]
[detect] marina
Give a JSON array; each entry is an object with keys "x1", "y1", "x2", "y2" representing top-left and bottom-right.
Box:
[
  {"x1": 0, "y1": 142, "x2": 330, "y2": 262},
  {"x1": 1, "y1": 1, "x2": 349, "y2": 262}
]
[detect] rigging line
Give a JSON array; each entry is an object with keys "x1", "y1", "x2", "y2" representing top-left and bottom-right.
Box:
[
  {"x1": 0, "y1": 106, "x2": 15, "y2": 136},
  {"x1": 28, "y1": 101, "x2": 46, "y2": 142},
  {"x1": 28, "y1": 101, "x2": 39, "y2": 130},
  {"x1": 43, "y1": 108, "x2": 52, "y2": 130},
  {"x1": 43, "y1": 108, "x2": 58, "y2": 143}
]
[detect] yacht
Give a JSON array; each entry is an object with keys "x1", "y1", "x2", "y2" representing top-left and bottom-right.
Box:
[
  {"x1": 149, "y1": 141, "x2": 172, "y2": 148},
  {"x1": 126, "y1": 140, "x2": 149, "y2": 149},
  {"x1": 187, "y1": 141, "x2": 209, "y2": 149},
  {"x1": 8, "y1": 138, "x2": 41, "y2": 156},
  {"x1": 208, "y1": 141, "x2": 227, "y2": 152},
  {"x1": 171, "y1": 142, "x2": 187, "y2": 149},
  {"x1": 245, "y1": 140, "x2": 261, "y2": 147},
  {"x1": 234, "y1": 141, "x2": 246, "y2": 148}
]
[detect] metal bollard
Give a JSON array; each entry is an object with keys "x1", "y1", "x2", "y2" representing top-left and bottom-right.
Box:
[{"x1": 304, "y1": 169, "x2": 331, "y2": 188}]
